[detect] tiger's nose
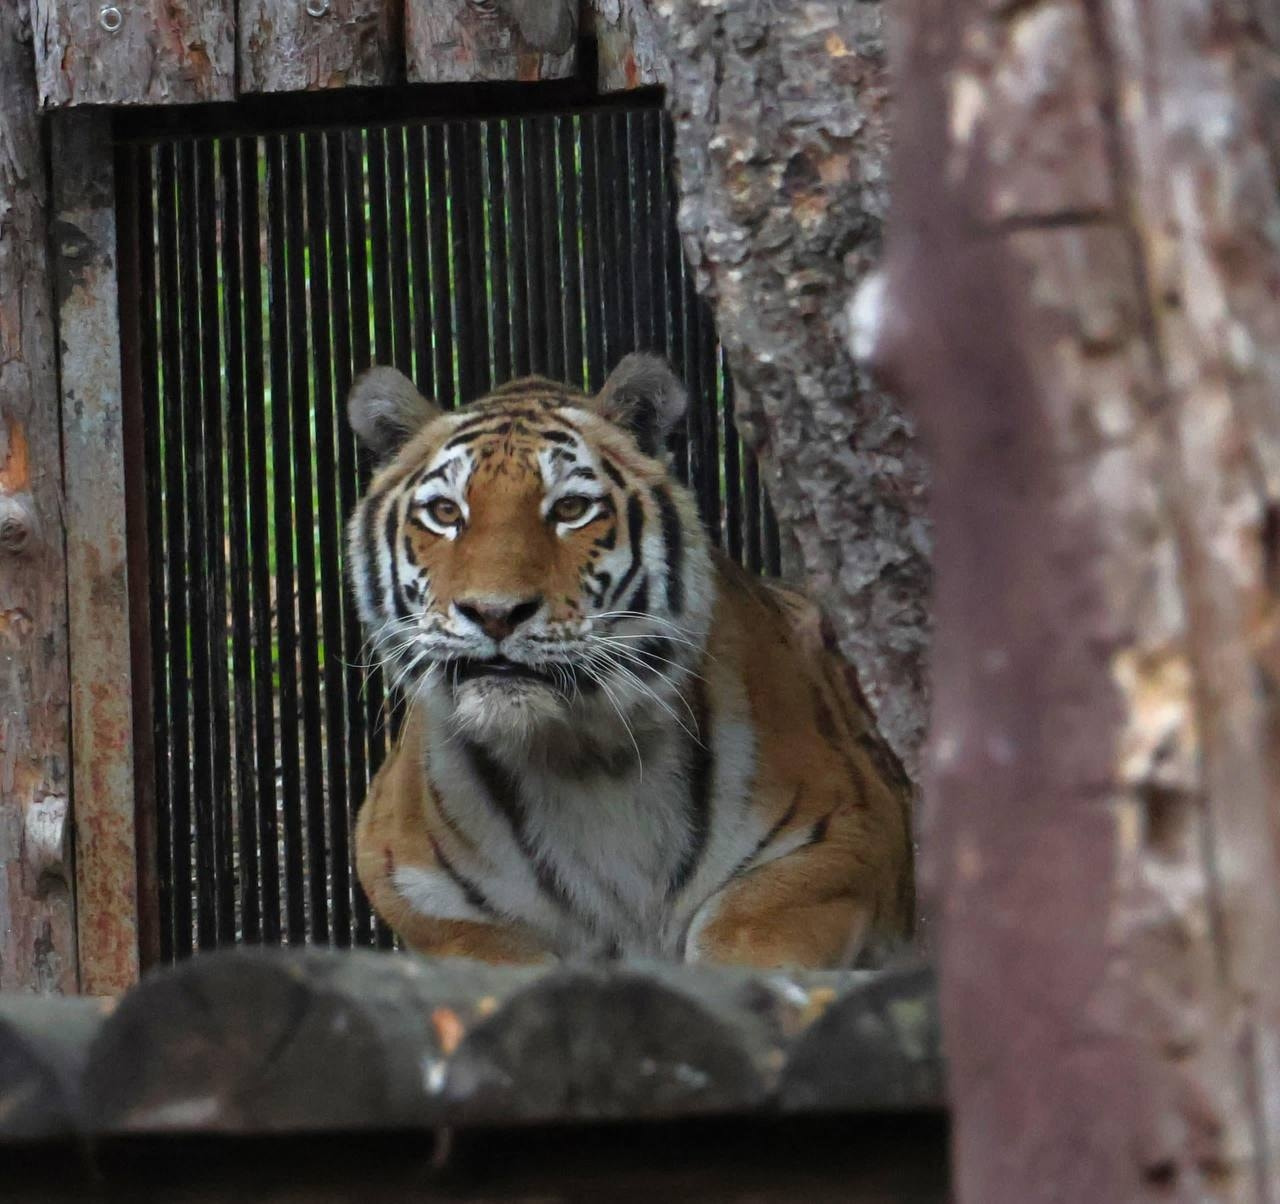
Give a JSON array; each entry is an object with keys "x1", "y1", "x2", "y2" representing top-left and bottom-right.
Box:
[{"x1": 454, "y1": 595, "x2": 543, "y2": 642}]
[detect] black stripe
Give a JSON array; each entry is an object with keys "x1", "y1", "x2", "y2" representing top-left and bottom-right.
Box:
[
  {"x1": 465, "y1": 741, "x2": 574, "y2": 912},
  {"x1": 628, "y1": 574, "x2": 649, "y2": 618},
  {"x1": 360, "y1": 496, "x2": 385, "y2": 616},
  {"x1": 426, "y1": 829, "x2": 500, "y2": 918},
  {"x1": 566, "y1": 467, "x2": 597, "y2": 482},
  {"x1": 593, "y1": 524, "x2": 617, "y2": 551},
  {"x1": 444, "y1": 421, "x2": 510, "y2": 450},
  {"x1": 730, "y1": 789, "x2": 803, "y2": 880},
  {"x1": 540, "y1": 428, "x2": 576, "y2": 446},
  {"x1": 600, "y1": 458, "x2": 627, "y2": 489},
  {"x1": 810, "y1": 813, "x2": 833, "y2": 845},
  {"x1": 611, "y1": 493, "x2": 646, "y2": 606},
  {"x1": 416, "y1": 462, "x2": 454, "y2": 486},
  {"x1": 630, "y1": 635, "x2": 677, "y2": 679},
  {"x1": 383, "y1": 500, "x2": 411, "y2": 620},
  {"x1": 669, "y1": 680, "x2": 713, "y2": 894},
  {"x1": 651, "y1": 485, "x2": 685, "y2": 614}
]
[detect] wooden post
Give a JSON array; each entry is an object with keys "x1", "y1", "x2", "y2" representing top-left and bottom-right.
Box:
[
  {"x1": 586, "y1": 0, "x2": 668, "y2": 92},
  {"x1": 0, "y1": 3, "x2": 77, "y2": 993},
  {"x1": 406, "y1": 0, "x2": 578, "y2": 84},
  {"x1": 32, "y1": 0, "x2": 235, "y2": 107},
  {"x1": 240, "y1": 0, "x2": 404, "y2": 93},
  {"x1": 50, "y1": 115, "x2": 141, "y2": 996},
  {"x1": 869, "y1": 0, "x2": 1280, "y2": 1198}
]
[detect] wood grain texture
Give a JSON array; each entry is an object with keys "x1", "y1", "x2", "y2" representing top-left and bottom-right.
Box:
[
  {"x1": 50, "y1": 115, "x2": 140, "y2": 997},
  {"x1": 406, "y1": 0, "x2": 577, "y2": 83},
  {"x1": 587, "y1": 0, "x2": 668, "y2": 92},
  {"x1": 32, "y1": 0, "x2": 234, "y2": 107},
  {"x1": 240, "y1": 0, "x2": 403, "y2": 93},
  {"x1": 0, "y1": 3, "x2": 77, "y2": 994},
  {"x1": 871, "y1": 0, "x2": 1280, "y2": 1198},
  {"x1": 651, "y1": 0, "x2": 931, "y2": 779}
]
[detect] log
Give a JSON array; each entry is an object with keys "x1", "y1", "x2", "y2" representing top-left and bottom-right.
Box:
[
  {"x1": 586, "y1": 0, "x2": 668, "y2": 92},
  {"x1": 868, "y1": 0, "x2": 1280, "y2": 1198},
  {"x1": 50, "y1": 114, "x2": 140, "y2": 997},
  {"x1": 0, "y1": 996, "x2": 109, "y2": 1139},
  {"x1": 239, "y1": 0, "x2": 403, "y2": 93},
  {"x1": 31, "y1": 0, "x2": 234, "y2": 107},
  {"x1": 649, "y1": 1, "x2": 931, "y2": 781},
  {"x1": 406, "y1": 0, "x2": 578, "y2": 84},
  {"x1": 82, "y1": 948, "x2": 941, "y2": 1133},
  {"x1": 0, "y1": 3, "x2": 77, "y2": 994}
]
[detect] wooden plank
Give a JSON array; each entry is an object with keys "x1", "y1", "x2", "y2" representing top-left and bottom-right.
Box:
[
  {"x1": 50, "y1": 114, "x2": 140, "y2": 997},
  {"x1": 32, "y1": 0, "x2": 234, "y2": 107},
  {"x1": 406, "y1": 0, "x2": 577, "y2": 84},
  {"x1": 870, "y1": 0, "x2": 1280, "y2": 1197},
  {"x1": 239, "y1": 0, "x2": 402, "y2": 93},
  {"x1": 586, "y1": 0, "x2": 668, "y2": 92},
  {"x1": 0, "y1": 3, "x2": 78, "y2": 994}
]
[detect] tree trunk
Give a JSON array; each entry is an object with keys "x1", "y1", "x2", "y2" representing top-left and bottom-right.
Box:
[
  {"x1": 651, "y1": 0, "x2": 931, "y2": 780},
  {"x1": 869, "y1": 0, "x2": 1280, "y2": 1199},
  {"x1": 0, "y1": 4, "x2": 77, "y2": 992}
]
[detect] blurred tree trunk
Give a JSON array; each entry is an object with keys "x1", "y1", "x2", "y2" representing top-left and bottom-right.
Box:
[
  {"x1": 866, "y1": 0, "x2": 1280, "y2": 1199},
  {"x1": 652, "y1": 1, "x2": 932, "y2": 781}
]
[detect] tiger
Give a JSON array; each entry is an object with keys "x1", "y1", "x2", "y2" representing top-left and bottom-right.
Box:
[{"x1": 345, "y1": 353, "x2": 915, "y2": 967}]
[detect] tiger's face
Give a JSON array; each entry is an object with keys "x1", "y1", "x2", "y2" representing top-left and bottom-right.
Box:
[{"x1": 346, "y1": 355, "x2": 714, "y2": 754}]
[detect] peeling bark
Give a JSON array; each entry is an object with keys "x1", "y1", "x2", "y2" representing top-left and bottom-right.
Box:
[
  {"x1": 406, "y1": 0, "x2": 578, "y2": 84},
  {"x1": 587, "y1": 0, "x2": 669, "y2": 93},
  {"x1": 0, "y1": 5, "x2": 77, "y2": 992},
  {"x1": 652, "y1": 0, "x2": 931, "y2": 778},
  {"x1": 874, "y1": 0, "x2": 1280, "y2": 1198}
]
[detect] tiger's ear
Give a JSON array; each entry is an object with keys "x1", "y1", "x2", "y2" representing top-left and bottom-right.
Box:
[
  {"x1": 347, "y1": 367, "x2": 440, "y2": 461},
  {"x1": 593, "y1": 353, "x2": 687, "y2": 456}
]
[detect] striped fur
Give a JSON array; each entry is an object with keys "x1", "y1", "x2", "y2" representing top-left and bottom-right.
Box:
[{"x1": 346, "y1": 355, "x2": 915, "y2": 968}]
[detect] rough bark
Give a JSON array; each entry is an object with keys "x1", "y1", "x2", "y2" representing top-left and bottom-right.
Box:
[
  {"x1": 868, "y1": 0, "x2": 1280, "y2": 1199},
  {"x1": 0, "y1": 4, "x2": 77, "y2": 993},
  {"x1": 406, "y1": 0, "x2": 578, "y2": 84},
  {"x1": 651, "y1": 0, "x2": 931, "y2": 779},
  {"x1": 586, "y1": 0, "x2": 668, "y2": 92},
  {"x1": 32, "y1": 0, "x2": 234, "y2": 107},
  {"x1": 240, "y1": 0, "x2": 403, "y2": 93},
  {"x1": 51, "y1": 115, "x2": 139, "y2": 997}
]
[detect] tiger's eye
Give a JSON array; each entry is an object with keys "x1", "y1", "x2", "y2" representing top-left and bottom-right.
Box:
[
  {"x1": 550, "y1": 495, "x2": 591, "y2": 524},
  {"x1": 426, "y1": 497, "x2": 462, "y2": 526}
]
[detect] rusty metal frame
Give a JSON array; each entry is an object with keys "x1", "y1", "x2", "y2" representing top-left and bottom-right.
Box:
[{"x1": 50, "y1": 111, "x2": 143, "y2": 995}]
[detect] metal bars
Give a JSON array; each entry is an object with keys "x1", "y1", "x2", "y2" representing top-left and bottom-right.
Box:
[{"x1": 121, "y1": 103, "x2": 781, "y2": 961}]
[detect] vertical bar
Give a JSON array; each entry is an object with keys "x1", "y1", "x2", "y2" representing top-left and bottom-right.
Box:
[
  {"x1": 219, "y1": 135, "x2": 261, "y2": 945},
  {"x1": 128, "y1": 143, "x2": 167, "y2": 970},
  {"x1": 535, "y1": 115, "x2": 564, "y2": 382},
  {"x1": 284, "y1": 131, "x2": 328, "y2": 945},
  {"x1": 241, "y1": 136, "x2": 282, "y2": 945},
  {"x1": 763, "y1": 488, "x2": 782, "y2": 577},
  {"x1": 628, "y1": 111, "x2": 655, "y2": 353},
  {"x1": 446, "y1": 121, "x2": 479, "y2": 401},
  {"x1": 520, "y1": 118, "x2": 548, "y2": 376},
  {"x1": 578, "y1": 114, "x2": 606, "y2": 392},
  {"x1": 178, "y1": 139, "x2": 217, "y2": 954},
  {"x1": 556, "y1": 116, "x2": 584, "y2": 390},
  {"x1": 659, "y1": 115, "x2": 689, "y2": 482},
  {"x1": 265, "y1": 134, "x2": 306, "y2": 945},
  {"x1": 366, "y1": 126, "x2": 394, "y2": 367},
  {"x1": 425, "y1": 122, "x2": 457, "y2": 408},
  {"x1": 406, "y1": 124, "x2": 436, "y2": 398},
  {"x1": 697, "y1": 302, "x2": 722, "y2": 547},
  {"x1": 609, "y1": 111, "x2": 636, "y2": 357},
  {"x1": 343, "y1": 127, "x2": 380, "y2": 945},
  {"x1": 196, "y1": 137, "x2": 234, "y2": 948},
  {"x1": 464, "y1": 120, "x2": 492, "y2": 395},
  {"x1": 642, "y1": 109, "x2": 668, "y2": 357},
  {"x1": 504, "y1": 119, "x2": 531, "y2": 378},
  {"x1": 326, "y1": 128, "x2": 362, "y2": 948},
  {"x1": 385, "y1": 126, "x2": 413, "y2": 377},
  {"x1": 484, "y1": 122, "x2": 512, "y2": 386},
  {"x1": 744, "y1": 450, "x2": 763, "y2": 574},
  {"x1": 306, "y1": 129, "x2": 350, "y2": 946},
  {"x1": 155, "y1": 142, "x2": 186, "y2": 959}
]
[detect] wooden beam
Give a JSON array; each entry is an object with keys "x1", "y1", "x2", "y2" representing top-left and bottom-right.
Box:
[
  {"x1": 50, "y1": 114, "x2": 140, "y2": 997},
  {"x1": 406, "y1": 0, "x2": 577, "y2": 84},
  {"x1": 586, "y1": 0, "x2": 668, "y2": 92},
  {"x1": 239, "y1": 0, "x2": 403, "y2": 93},
  {"x1": 31, "y1": 0, "x2": 234, "y2": 107},
  {"x1": 872, "y1": 0, "x2": 1280, "y2": 1197},
  {"x1": 0, "y1": 3, "x2": 77, "y2": 994}
]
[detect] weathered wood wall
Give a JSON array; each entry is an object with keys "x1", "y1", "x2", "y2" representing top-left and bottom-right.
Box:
[
  {"x1": 0, "y1": 2, "x2": 77, "y2": 994},
  {"x1": 866, "y1": 0, "x2": 1280, "y2": 1199}
]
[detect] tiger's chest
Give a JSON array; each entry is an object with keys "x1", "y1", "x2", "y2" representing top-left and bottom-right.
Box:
[{"x1": 425, "y1": 717, "x2": 761, "y2": 958}]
